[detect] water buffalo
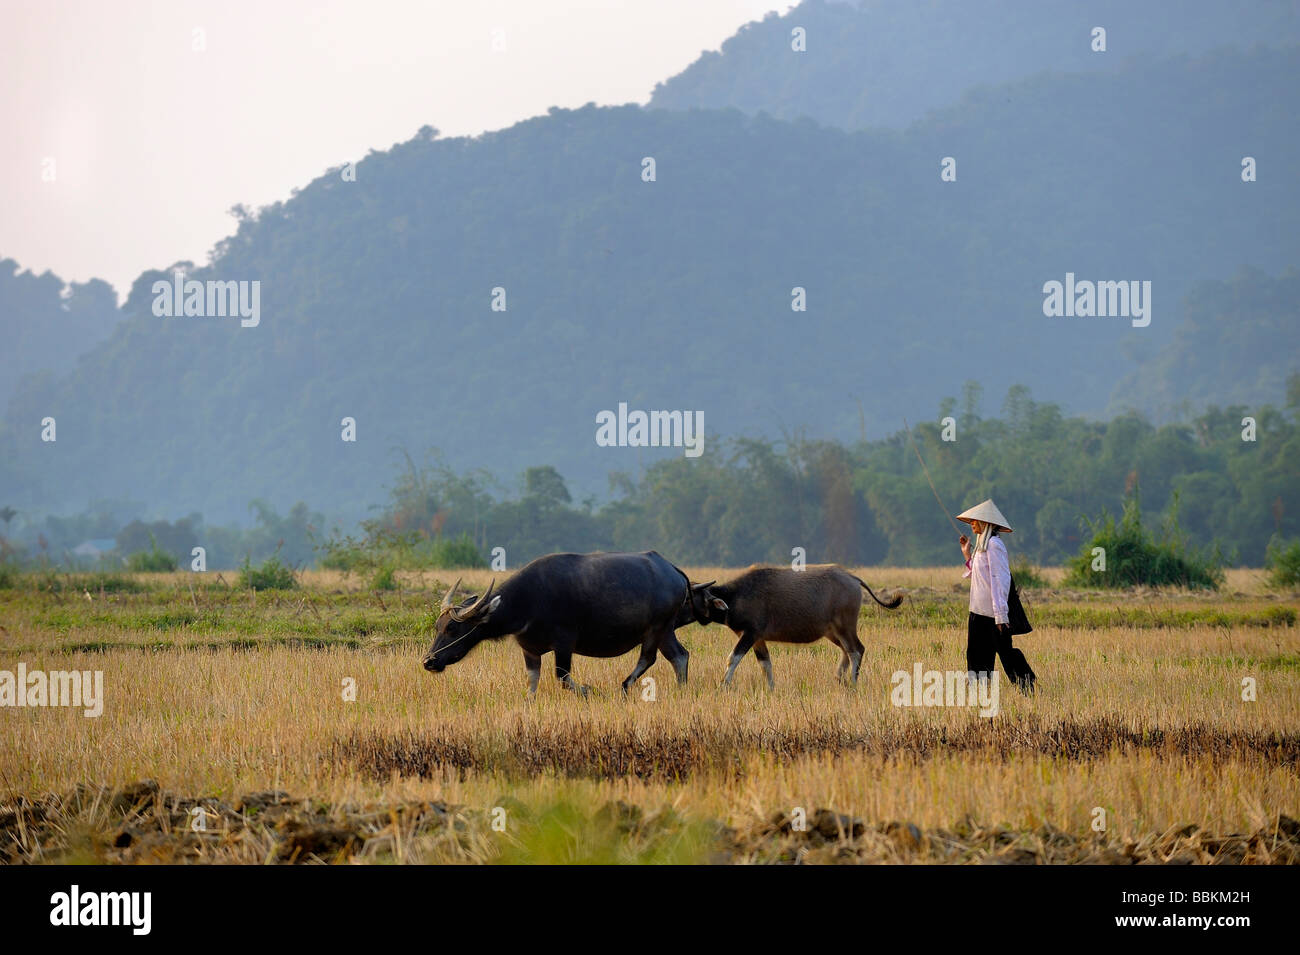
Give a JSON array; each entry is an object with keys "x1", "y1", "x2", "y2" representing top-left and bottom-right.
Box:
[
  {"x1": 687, "y1": 565, "x2": 902, "y2": 687},
  {"x1": 422, "y1": 551, "x2": 702, "y2": 695}
]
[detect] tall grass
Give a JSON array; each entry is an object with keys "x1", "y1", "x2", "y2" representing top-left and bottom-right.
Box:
[{"x1": 2, "y1": 566, "x2": 1295, "y2": 863}]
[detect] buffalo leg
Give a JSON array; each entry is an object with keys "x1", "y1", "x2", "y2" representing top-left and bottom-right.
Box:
[
  {"x1": 523, "y1": 651, "x2": 542, "y2": 695},
  {"x1": 752, "y1": 640, "x2": 775, "y2": 689},
  {"x1": 846, "y1": 646, "x2": 864, "y2": 685},
  {"x1": 552, "y1": 640, "x2": 589, "y2": 696},
  {"x1": 835, "y1": 623, "x2": 865, "y2": 685},
  {"x1": 659, "y1": 632, "x2": 690, "y2": 685},
  {"x1": 722, "y1": 632, "x2": 756, "y2": 685},
  {"x1": 621, "y1": 637, "x2": 659, "y2": 693}
]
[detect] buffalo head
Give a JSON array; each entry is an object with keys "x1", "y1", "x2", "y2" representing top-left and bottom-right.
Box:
[
  {"x1": 676, "y1": 580, "x2": 728, "y2": 627},
  {"x1": 422, "y1": 578, "x2": 502, "y2": 672}
]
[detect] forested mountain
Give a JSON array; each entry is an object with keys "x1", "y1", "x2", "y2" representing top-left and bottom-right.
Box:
[
  {"x1": 1, "y1": 47, "x2": 1296, "y2": 525},
  {"x1": 0, "y1": 259, "x2": 120, "y2": 408},
  {"x1": 1108, "y1": 268, "x2": 1300, "y2": 419},
  {"x1": 649, "y1": 0, "x2": 1300, "y2": 131}
]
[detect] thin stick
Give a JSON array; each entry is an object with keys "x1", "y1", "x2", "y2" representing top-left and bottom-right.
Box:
[{"x1": 903, "y1": 417, "x2": 964, "y2": 537}]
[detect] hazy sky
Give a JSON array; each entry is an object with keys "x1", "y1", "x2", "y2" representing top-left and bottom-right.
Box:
[{"x1": 2, "y1": 0, "x2": 793, "y2": 297}]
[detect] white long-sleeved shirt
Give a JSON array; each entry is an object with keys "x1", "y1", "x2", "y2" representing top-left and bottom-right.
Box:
[{"x1": 963, "y1": 535, "x2": 1010, "y2": 625}]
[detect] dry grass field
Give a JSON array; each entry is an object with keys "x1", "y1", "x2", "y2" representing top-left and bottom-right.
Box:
[{"x1": 1, "y1": 566, "x2": 1297, "y2": 864}]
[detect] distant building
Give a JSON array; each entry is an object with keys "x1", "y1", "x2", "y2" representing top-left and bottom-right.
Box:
[{"x1": 72, "y1": 539, "x2": 118, "y2": 559}]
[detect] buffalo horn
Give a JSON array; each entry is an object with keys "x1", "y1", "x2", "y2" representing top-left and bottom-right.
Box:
[
  {"x1": 452, "y1": 577, "x2": 496, "y2": 622},
  {"x1": 439, "y1": 577, "x2": 463, "y2": 612}
]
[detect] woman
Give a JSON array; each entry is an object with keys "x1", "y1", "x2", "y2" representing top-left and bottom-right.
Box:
[{"x1": 957, "y1": 499, "x2": 1036, "y2": 694}]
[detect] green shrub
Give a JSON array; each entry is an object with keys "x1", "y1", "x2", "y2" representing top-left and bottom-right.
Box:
[
  {"x1": 425, "y1": 533, "x2": 487, "y2": 569},
  {"x1": 69, "y1": 572, "x2": 146, "y2": 594},
  {"x1": 238, "y1": 555, "x2": 298, "y2": 590},
  {"x1": 489, "y1": 800, "x2": 713, "y2": 865},
  {"x1": 371, "y1": 564, "x2": 398, "y2": 591},
  {"x1": 1266, "y1": 538, "x2": 1300, "y2": 588},
  {"x1": 316, "y1": 528, "x2": 485, "y2": 572},
  {"x1": 126, "y1": 536, "x2": 178, "y2": 572},
  {"x1": 317, "y1": 533, "x2": 369, "y2": 572},
  {"x1": 1009, "y1": 555, "x2": 1049, "y2": 589},
  {"x1": 1063, "y1": 496, "x2": 1224, "y2": 590}
]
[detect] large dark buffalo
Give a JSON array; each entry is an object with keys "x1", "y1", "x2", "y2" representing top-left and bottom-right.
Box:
[
  {"x1": 685, "y1": 565, "x2": 902, "y2": 687},
  {"x1": 422, "y1": 551, "x2": 707, "y2": 695}
]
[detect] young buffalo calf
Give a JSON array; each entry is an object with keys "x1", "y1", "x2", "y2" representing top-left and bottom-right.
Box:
[{"x1": 691, "y1": 565, "x2": 901, "y2": 687}]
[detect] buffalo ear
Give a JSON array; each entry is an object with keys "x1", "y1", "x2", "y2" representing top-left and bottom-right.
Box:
[
  {"x1": 709, "y1": 597, "x2": 729, "y2": 612},
  {"x1": 484, "y1": 595, "x2": 502, "y2": 617}
]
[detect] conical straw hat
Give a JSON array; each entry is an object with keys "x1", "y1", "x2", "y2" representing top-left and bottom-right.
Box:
[{"x1": 956, "y1": 499, "x2": 1013, "y2": 532}]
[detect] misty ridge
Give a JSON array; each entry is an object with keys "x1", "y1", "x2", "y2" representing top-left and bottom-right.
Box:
[{"x1": 0, "y1": 0, "x2": 1296, "y2": 567}]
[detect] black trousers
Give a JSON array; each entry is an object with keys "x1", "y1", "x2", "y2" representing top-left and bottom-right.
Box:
[{"x1": 967, "y1": 612, "x2": 1037, "y2": 693}]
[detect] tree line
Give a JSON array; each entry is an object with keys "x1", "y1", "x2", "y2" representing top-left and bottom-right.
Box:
[
  {"x1": 348, "y1": 382, "x2": 1300, "y2": 569},
  {"x1": 4, "y1": 384, "x2": 1295, "y2": 572}
]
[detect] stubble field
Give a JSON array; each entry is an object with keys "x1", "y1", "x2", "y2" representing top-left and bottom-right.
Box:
[{"x1": 1, "y1": 567, "x2": 1297, "y2": 864}]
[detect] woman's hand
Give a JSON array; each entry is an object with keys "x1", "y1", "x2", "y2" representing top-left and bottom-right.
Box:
[{"x1": 959, "y1": 534, "x2": 971, "y2": 561}]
